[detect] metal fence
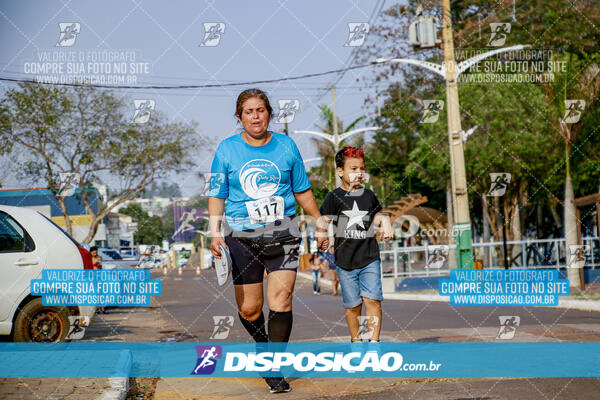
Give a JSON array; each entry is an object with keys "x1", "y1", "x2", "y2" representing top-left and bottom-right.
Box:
[{"x1": 380, "y1": 237, "x2": 600, "y2": 278}]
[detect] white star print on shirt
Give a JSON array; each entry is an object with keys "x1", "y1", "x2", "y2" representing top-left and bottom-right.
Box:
[{"x1": 342, "y1": 201, "x2": 369, "y2": 229}]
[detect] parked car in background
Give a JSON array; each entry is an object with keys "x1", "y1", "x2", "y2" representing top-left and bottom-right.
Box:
[
  {"x1": 97, "y1": 248, "x2": 138, "y2": 270},
  {"x1": 0, "y1": 205, "x2": 96, "y2": 342},
  {"x1": 119, "y1": 248, "x2": 139, "y2": 261},
  {"x1": 137, "y1": 255, "x2": 162, "y2": 269}
]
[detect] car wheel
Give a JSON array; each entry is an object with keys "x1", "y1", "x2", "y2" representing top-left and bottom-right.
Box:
[{"x1": 13, "y1": 298, "x2": 70, "y2": 342}]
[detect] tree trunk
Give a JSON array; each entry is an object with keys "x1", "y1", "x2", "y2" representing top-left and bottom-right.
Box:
[
  {"x1": 56, "y1": 196, "x2": 73, "y2": 236},
  {"x1": 482, "y1": 194, "x2": 491, "y2": 266},
  {"x1": 564, "y1": 176, "x2": 582, "y2": 289},
  {"x1": 510, "y1": 193, "x2": 522, "y2": 266}
]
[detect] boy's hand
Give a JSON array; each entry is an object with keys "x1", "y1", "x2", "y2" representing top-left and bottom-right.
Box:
[
  {"x1": 317, "y1": 236, "x2": 329, "y2": 251},
  {"x1": 383, "y1": 228, "x2": 394, "y2": 242},
  {"x1": 316, "y1": 227, "x2": 329, "y2": 251}
]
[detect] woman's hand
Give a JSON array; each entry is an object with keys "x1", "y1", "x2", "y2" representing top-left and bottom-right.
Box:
[{"x1": 210, "y1": 236, "x2": 227, "y2": 259}]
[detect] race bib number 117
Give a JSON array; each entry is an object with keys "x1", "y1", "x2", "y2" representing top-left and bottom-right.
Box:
[{"x1": 245, "y1": 196, "x2": 284, "y2": 224}]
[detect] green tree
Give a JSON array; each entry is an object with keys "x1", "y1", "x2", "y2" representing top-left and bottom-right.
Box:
[
  {"x1": 407, "y1": 80, "x2": 560, "y2": 247},
  {"x1": 119, "y1": 203, "x2": 164, "y2": 245},
  {"x1": 307, "y1": 104, "x2": 366, "y2": 206},
  {"x1": 0, "y1": 83, "x2": 210, "y2": 242}
]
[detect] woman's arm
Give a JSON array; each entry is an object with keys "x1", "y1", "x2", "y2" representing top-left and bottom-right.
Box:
[
  {"x1": 208, "y1": 196, "x2": 227, "y2": 258},
  {"x1": 294, "y1": 188, "x2": 329, "y2": 251}
]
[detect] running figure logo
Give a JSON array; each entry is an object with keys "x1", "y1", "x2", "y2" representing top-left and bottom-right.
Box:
[
  {"x1": 426, "y1": 246, "x2": 449, "y2": 269},
  {"x1": 191, "y1": 345, "x2": 222, "y2": 375},
  {"x1": 487, "y1": 23, "x2": 511, "y2": 47},
  {"x1": 345, "y1": 23, "x2": 370, "y2": 47},
  {"x1": 420, "y1": 100, "x2": 444, "y2": 123},
  {"x1": 210, "y1": 316, "x2": 234, "y2": 340},
  {"x1": 562, "y1": 100, "x2": 586, "y2": 124},
  {"x1": 57, "y1": 172, "x2": 80, "y2": 197},
  {"x1": 200, "y1": 23, "x2": 225, "y2": 47},
  {"x1": 276, "y1": 100, "x2": 299, "y2": 124},
  {"x1": 201, "y1": 172, "x2": 226, "y2": 196},
  {"x1": 56, "y1": 23, "x2": 80, "y2": 47},
  {"x1": 353, "y1": 316, "x2": 379, "y2": 341},
  {"x1": 132, "y1": 100, "x2": 155, "y2": 124},
  {"x1": 487, "y1": 173, "x2": 511, "y2": 197},
  {"x1": 567, "y1": 245, "x2": 589, "y2": 269},
  {"x1": 66, "y1": 316, "x2": 88, "y2": 340},
  {"x1": 496, "y1": 316, "x2": 520, "y2": 339}
]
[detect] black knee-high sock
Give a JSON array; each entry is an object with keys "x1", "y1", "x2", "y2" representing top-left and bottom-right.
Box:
[
  {"x1": 238, "y1": 312, "x2": 268, "y2": 342},
  {"x1": 268, "y1": 310, "x2": 293, "y2": 343}
]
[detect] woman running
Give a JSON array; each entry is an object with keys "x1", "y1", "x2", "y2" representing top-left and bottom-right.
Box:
[{"x1": 208, "y1": 88, "x2": 329, "y2": 393}]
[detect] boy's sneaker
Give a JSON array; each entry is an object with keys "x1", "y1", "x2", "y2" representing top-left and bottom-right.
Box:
[{"x1": 264, "y1": 377, "x2": 291, "y2": 393}]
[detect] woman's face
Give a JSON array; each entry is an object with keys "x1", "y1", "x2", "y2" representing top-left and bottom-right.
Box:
[{"x1": 238, "y1": 97, "x2": 270, "y2": 137}]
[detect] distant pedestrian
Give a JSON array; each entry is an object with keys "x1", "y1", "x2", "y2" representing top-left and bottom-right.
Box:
[
  {"x1": 310, "y1": 253, "x2": 324, "y2": 295},
  {"x1": 323, "y1": 246, "x2": 340, "y2": 295},
  {"x1": 90, "y1": 246, "x2": 106, "y2": 314}
]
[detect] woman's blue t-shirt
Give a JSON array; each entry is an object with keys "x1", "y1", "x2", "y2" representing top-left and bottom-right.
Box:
[{"x1": 209, "y1": 131, "x2": 311, "y2": 231}]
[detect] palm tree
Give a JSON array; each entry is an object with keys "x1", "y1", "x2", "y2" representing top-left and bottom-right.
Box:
[
  {"x1": 309, "y1": 104, "x2": 366, "y2": 189},
  {"x1": 547, "y1": 54, "x2": 600, "y2": 289}
]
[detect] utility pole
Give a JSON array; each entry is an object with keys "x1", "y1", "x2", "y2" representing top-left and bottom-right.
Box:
[
  {"x1": 441, "y1": 0, "x2": 474, "y2": 269},
  {"x1": 331, "y1": 86, "x2": 341, "y2": 187}
]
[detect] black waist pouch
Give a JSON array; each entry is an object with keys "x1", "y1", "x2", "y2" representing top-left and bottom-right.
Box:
[{"x1": 234, "y1": 218, "x2": 301, "y2": 258}]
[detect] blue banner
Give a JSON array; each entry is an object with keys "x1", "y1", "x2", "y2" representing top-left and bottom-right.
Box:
[
  {"x1": 439, "y1": 269, "x2": 569, "y2": 306},
  {"x1": 30, "y1": 269, "x2": 161, "y2": 306},
  {"x1": 1, "y1": 342, "x2": 598, "y2": 378}
]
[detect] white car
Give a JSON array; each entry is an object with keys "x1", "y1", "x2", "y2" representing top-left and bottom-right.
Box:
[{"x1": 0, "y1": 205, "x2": 96, "y2": 342}]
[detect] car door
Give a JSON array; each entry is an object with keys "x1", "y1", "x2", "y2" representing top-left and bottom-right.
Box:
[{"x1": 0, "y1": 211, "x2": 42, "y2": 321}]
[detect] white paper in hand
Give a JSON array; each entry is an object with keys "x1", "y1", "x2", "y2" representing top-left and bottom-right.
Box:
[{"x1": 215, "y1": 244, "x2": 231, "y2": 286}]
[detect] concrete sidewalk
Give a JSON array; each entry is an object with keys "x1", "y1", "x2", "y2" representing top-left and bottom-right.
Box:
[
  {"x1": 0, "y1": 349, "x2": 131, "y2": 400},
  {"x1": 153, "y1": 376, "x2": 600, "y2": 400}
]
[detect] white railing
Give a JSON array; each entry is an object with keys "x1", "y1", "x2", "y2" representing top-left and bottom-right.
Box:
[{"x1": 380, "y1": 237, "x2": 600, "y2": 279}]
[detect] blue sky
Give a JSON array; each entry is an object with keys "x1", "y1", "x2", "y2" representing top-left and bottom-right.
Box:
[{"x1": 0, "y1": 0, "x2": 396, "y2": 196}]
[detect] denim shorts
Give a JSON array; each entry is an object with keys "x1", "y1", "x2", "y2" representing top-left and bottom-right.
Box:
[{"x1": 336, "y1": 259, "x2": 383, "y2": 308}]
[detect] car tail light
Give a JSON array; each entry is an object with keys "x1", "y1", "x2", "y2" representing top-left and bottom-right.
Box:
[{"x1": 77, "y1": 245, "x2": 94, "y2": 270}]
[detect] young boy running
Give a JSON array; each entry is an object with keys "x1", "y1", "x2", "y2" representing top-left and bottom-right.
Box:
[{"x1": 319, "y1": 146, "x2": 393, "y2": 342}]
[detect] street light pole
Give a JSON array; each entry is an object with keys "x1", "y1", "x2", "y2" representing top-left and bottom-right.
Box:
[
  {"x1": 441, "y1": 0, "x2": 474, "y2": 269},
  {"x1": 331, "y1": 86, "x2": 341, "y2": 187}
]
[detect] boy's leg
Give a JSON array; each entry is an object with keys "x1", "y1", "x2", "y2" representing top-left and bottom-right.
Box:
[
  {"x1": 336, "y1": 266, "x2": 363, "y2": 340},
  {"x1": 362, "y1": 298, "x2": 382, "y2": 341},
  {"x1": 357, "y1": 260, "x2": 384, "y2": 341},
  {"x1": 345, "y1": 304, "x2": 362, "y2": 341}
]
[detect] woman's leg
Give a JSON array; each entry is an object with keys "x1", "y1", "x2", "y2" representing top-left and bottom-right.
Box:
[
  {"x1": 235, "y1": 282, "x2": 268, "y2": 342},
  {"x1": 266, "y1": 270, "x2": 296, "y2": 342},
  {"x1": 312, "y1": 270, "x2": 318, "y2": 293}
]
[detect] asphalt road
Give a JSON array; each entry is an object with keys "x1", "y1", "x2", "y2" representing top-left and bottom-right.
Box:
[
  {"x1": 80, "y1": 268, "x2": 600, "y2": 400},
  {"x1": 85, "y1": 268, "x2": 600, "y2": 343}
]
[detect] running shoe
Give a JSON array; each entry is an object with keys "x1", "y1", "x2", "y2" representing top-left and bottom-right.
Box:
[{"x1": 264, "y1": 377, "x2": 291, "y2": 393}]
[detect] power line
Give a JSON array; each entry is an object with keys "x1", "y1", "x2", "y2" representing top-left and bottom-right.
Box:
[
  {"x1": 0, "y1": 63, "x2": 372, "y2": 90},
  {"x1": 313, "y1": 0, "x2": 387, "y2": 103}
]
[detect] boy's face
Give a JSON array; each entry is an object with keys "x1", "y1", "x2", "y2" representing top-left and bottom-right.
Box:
[{"x1": 337, "y1": 157, "x2": 365, "y2": 187}]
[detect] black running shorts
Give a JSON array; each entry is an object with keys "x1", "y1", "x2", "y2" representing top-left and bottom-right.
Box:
[{"x1": 224, "y1": 217, "x2": 300, "y2": 285}]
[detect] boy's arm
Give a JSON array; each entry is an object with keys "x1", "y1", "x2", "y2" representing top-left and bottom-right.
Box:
[{"x1": 374, "y1": 212, "x2": 393, "y2": 242}]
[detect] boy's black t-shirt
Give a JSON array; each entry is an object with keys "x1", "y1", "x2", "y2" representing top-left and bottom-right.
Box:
[{"x1": 319, "y1": 187, "x2": 383, "y2": 270}]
